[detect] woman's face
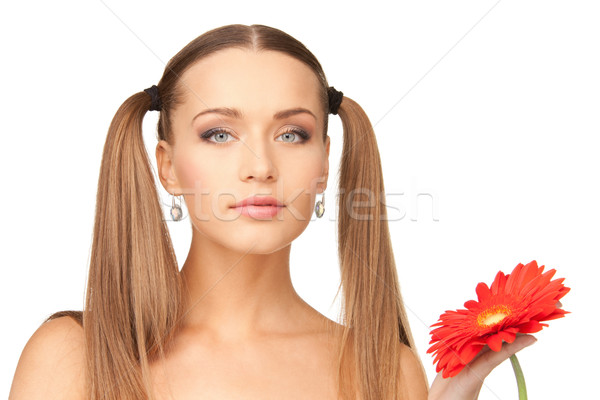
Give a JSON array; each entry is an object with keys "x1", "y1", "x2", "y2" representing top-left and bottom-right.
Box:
[{"x1": 157, "y1": 48, "x2": 330, "y2": 254}]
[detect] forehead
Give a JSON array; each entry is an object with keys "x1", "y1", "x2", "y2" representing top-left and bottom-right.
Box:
[{"x1": 176, "y1": 48, "x2": 322, "y2": 117}]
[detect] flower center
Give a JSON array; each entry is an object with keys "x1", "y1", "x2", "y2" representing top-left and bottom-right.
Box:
[{"x1": 477, "y1": 305, "x2": 512, "y2": 328}]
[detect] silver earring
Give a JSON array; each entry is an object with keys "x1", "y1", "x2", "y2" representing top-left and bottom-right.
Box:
[
  {"x1": 314, "y1": 191, "x2": 325, "y2": 218},
  {"x1": 170, "y1": 193, "x2": 183, "y2": 221}
]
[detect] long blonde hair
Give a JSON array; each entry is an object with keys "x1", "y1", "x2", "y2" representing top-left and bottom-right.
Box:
[{"x1": 46, "y1": 24, "x2": 421, "y2": 399}]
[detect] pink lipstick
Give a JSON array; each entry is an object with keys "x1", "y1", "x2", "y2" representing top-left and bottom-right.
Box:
[{"x1": 231, "y1": 195, "x2": 285, "y2": 219}]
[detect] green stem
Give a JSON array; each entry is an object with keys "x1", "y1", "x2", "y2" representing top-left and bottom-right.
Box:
[{"x1": 509, "y1": 354, "x2": 527, "y2": 400}]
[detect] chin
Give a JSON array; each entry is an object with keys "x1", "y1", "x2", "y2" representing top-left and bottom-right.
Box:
[{"x1": 223, "y1": 236, "x2": 291, "y2": 255}]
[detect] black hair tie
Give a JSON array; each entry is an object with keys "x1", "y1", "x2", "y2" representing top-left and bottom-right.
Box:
[
  {"x1": 327, "y1": 86, "x2": 344, "y2": 115},
  {"x1": 144, "y1": 85, "x2": 162, "y2": 112}
]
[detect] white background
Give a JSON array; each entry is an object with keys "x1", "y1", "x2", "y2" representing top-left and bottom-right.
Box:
[{"x1": 2, "y1": 1, "x2": 598, "y2": 398}]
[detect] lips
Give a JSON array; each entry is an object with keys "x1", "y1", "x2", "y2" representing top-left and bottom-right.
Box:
[
  {"x1": 231, "y1": 196, "x2": 285, "y2": 219},
  {"x1": 231, "y1": 196, "x2": 285, "y2": 208}
]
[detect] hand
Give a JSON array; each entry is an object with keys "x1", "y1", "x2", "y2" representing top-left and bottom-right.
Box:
[{"x1": 427, "y1": 334, "x2": 537, "y2": 400}]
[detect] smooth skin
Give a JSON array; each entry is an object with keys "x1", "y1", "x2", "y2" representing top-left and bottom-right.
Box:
[{"x1": 9, "y1": 48, "x2": 535, "y2": 399}]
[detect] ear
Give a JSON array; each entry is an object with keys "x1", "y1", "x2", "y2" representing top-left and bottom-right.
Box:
[
  {"x1": 155, "y1": 140, "x2": 181, "y2": 195},
  {"x1": 320, "y1": 135, "x2": 330, "y2": 194}
]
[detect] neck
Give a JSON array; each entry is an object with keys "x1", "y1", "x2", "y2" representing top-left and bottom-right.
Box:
[{"x1": 178, "y1": 230, "x2": 316, "y2": 343}]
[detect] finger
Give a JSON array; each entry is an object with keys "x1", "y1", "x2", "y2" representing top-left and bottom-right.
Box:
[{"x1": 467, "y1": 334, "x2": 537, "y2": 379}]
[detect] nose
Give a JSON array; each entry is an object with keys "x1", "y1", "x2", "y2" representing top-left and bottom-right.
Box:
[{"x1": 239, "y1": 136, "x2": 278, "y2": 183}]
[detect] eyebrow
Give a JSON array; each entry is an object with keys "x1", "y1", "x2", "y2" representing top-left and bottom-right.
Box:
[{"x1": 191, "y1": 107, "x2": 317, "y2": 124}]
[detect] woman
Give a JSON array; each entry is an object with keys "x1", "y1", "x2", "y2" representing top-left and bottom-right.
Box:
[{"x1": 9, "y1": 24, "x2": 536, "y2": 399}]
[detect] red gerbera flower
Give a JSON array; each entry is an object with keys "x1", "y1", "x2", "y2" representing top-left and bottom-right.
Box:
[{"x1": 427, "y1": 260, "x2": 570, "y2": 379}]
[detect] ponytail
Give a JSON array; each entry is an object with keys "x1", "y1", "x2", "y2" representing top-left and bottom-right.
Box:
[
  {"x1": 334, "y1": 96, "x2": 421, "y2": 399},
  {"x1": 47, "y1": 91, "x2": 183, "y2": 399}
]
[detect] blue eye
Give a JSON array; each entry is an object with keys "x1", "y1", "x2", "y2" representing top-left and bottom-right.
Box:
[
  {"x1": 200, "y1": 128, "x2": 235, "y2": 144},
  {"x1": 276, "y1": 127, "x2": 311, "y2": 144}
]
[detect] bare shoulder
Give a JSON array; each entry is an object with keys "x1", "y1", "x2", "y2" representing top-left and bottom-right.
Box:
[
  {"x1": 398, "y1": 343, "x2": 429, "y2": 400},
  {"x1": 9, "y1": 316, "x2": 86, "y2": 399}
]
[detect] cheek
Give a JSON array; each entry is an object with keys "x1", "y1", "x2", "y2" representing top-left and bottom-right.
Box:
[
  {"x1": 174, "y1": 155, "x2": 218, "y2": 196},
  {"x1": 173, "y1": 154, "x2": 231, "y2": 221},
  {"x1": 281, "y1": 155, "x2": 326, "y2": 219}
]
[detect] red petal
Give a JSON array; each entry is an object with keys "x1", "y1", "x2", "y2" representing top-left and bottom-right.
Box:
[
  {"x1": 445, "y1": 364, "x2": 466, "y2": 378},
  {"x1": 458, "y1": 343, "x2": 484, "y2": 365},
  {"x1": 517, "y1": 320, "x2": 544, "y2": 333},
  {"x1": 498, "y1": 330, "x2": 516, "y2": 343},
  {"x1": 486, "y1": 334, "x2": 504, "y2": 351},
  {"x1": 490, "y1": 271, "x2": 508, "y2": 295},
  {"x1": 464, "y1": 300, "x2": 480, "y2": 310},
  {"x1": 476, "y1": 282, "x2": 492, "y2": 302}
]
